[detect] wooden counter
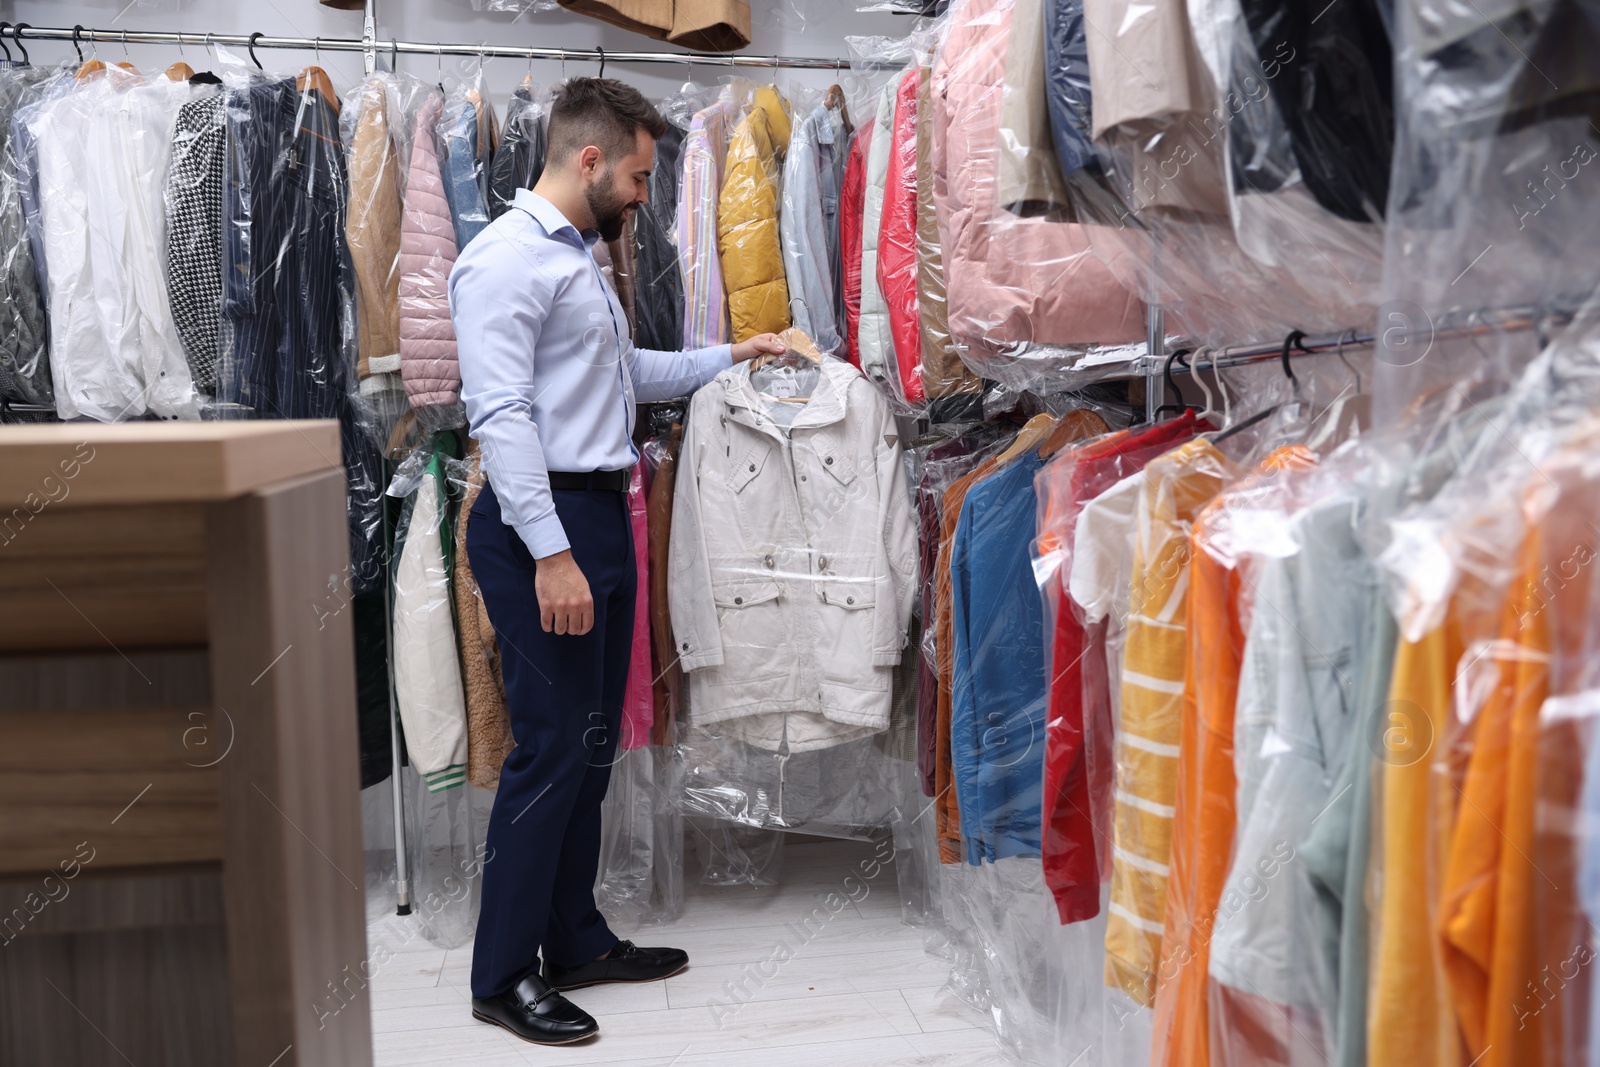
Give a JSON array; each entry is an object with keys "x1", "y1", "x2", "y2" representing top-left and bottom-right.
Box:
[{"x1": 0, "y1": 422, "x2": 373, "y2": 1067}]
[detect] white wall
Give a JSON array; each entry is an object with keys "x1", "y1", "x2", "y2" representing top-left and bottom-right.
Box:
[{"x1": 5, "y1": 0, "x2": 913, "y2": 104}]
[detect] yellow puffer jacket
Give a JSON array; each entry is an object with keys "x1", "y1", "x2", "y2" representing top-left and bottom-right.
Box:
[{"x1": 718, "y1": 86, "x2": 792, "y2": 342}]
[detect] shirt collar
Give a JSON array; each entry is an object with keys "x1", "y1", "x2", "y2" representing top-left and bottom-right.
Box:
[{"x1": 513, "y1": 189, "x2": 599, "y2": 249}]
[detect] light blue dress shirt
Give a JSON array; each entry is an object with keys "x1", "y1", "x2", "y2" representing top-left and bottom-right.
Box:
[{"x1": 450, "y1": 189, "x2": 732, "y2": 559}]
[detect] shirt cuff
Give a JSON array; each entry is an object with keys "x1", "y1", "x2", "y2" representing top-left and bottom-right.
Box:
[
  {"x1": 513, "y1": 510, "x2": 571, "y2": 560},
  {"x1": 701, "y1": 343, "x2": 734, "y2": 381}
]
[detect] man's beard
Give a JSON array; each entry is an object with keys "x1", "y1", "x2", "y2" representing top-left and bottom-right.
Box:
[{"x1": 586, "y1": 176, "x2": 631, "y2": 242}]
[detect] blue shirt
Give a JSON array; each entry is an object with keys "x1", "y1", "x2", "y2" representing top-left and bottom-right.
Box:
[
  {"x1": 949, "y1": 453, "x2": 1047, "y2": 865},
  {"x1": 450, "y1": 189, "x2": 732, "y2": 559}
]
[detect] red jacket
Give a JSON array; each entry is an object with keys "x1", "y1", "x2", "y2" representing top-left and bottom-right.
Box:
[
  {"x1": 838, "y1": 119, "x2": 874, "y2": 370},
  {"x1": 876, "y1": 69, "x2": 924, "y2": 406}
]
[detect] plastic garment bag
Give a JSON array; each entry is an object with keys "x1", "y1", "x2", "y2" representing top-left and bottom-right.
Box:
[
  {"x1": 1036, "y1": 413, "x2": 1207, "y2": 927},
  {"x1": 1375, "y1": 0, "x2": 1600, "y2": 422},
  {"x1": 438, "y1": 84, "x2": 490, "y2": 252},
  {"x1": 399, "y1": 88, "x2": 466, "y2": 427},
  {"x1": 487, "y1": 77, "x2": 549, "y2": 221},
  {"x1": 1237, "y1": 0, "x2": 1393, "y2": 222},
  {"x1": 876, "y1": 69, "x2": 925, "y2": 407},
  {"x1": 780, "y1": 95, "x2": 849, "y2": 356},
  {"x1": 857, "y1": 79, "x2": 899, "y2": 393},
  {"x1": 632, "y1": 92, "x2": 690, "y2": 352},
  {"x1": 915, "y1": 67, "x2": 983, "y2": 412},
  {"x1": 1151, "y1": 445, "x2": 1317, "y2": 1067},
  {"x1": 1366, "y1": 318, "x2": 1600, "y2": 1067},
  {"x1": 165, "y1": 81, "x2": 228, "y2": 399},
  {"x1": 452, "y1": 450, "x2": 514, "y2": 791},
  {"x1": 0, "y1": 64, "x2": 62, "y2": 408},
  {"x1": 389, "y1": 443, "x2": 471, "y2": 793},
  {"x1": 678, "y1": 84, "x2": 748, "y2": 349},
  {"x1": 220, "y1": 64, "x2": 356, "y2": 422},
  {"x1": 340, "y1": 75, "x2": 403, "y2": 397},
  {"x1": 26, "y1": 66, "x2": 199, "y2": 421},
  {"x1": 719, "y1": 85, "x2": 793, "y2": 342},
  {"x1": 930, "y1": 0, "x2": 1146, "y2": 392},
  {"x1": 838, "y1": 119, "x2": 873, "y2": 371},
  {"x1": 622, "y1": 466, "x2": 654, "y2": 751},
  {"x1": 1102, "y1": 437, "x2": 1236, "y2": 1008},
  {"x1": 668, "y1": 358, "x2": 918, "y2": 866}
]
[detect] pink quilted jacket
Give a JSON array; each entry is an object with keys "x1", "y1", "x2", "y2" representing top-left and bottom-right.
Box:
[
  {"x1": 932, "y1": 0, "x2": 1144, "y2": 372},
  {"x1": 399, "y1": 94, "x2": 462, "y2": 409}
]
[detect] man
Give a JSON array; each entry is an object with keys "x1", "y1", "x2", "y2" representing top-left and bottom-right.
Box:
[{"x1": 449, "y1": 77, "x2": 784, "y2": 1046}]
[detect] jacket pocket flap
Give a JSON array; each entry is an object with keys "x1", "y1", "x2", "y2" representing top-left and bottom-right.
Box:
[
  {"x1": 818, "y1": 580, "x2": 874, "y2": 609},
  {"x1": 817, "y1": 445, "x2": 857, "y2": 486},
  {"x1": 713, "y1": 578, "x2": 781, "y2": 609},
  {"x1": 728, "y1": 443, "x2": 769, "y2": 493}
]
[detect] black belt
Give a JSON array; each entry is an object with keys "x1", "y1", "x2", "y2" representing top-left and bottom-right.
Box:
[{"x1": 549, "y1": 469, "x2": 632, "y2": 492}]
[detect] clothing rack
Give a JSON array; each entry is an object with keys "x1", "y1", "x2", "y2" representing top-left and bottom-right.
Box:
[
  {"x1": 1135, "y1": 301, "x2": 1576, "y2": 398},
  {"x1": 12, "y1": 23, "x2": 866, "y2": 74}
]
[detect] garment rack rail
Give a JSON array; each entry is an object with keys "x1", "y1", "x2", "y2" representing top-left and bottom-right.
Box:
[{"x1": 12, "y1": 23, "x2": 877, "y2": 72}]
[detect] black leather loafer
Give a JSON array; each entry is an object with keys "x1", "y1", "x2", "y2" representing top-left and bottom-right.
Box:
[
  {"x1": 542, "y1": 939, "x2": 690, "y2": 990},
  {"x1": 471, "y1": 973, "x2": 599, "y2": 1045}
]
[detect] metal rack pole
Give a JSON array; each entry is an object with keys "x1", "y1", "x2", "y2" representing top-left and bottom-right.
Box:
[
  {"x1": 1143, "y1": 303, "x2": 1572, "y2": 379},
  {"x1": 14, "y1": 24, "x2": 867, "y2": 71},
  {"x1": 1144, "y1": 304, "x2": 1165, "y2": 423}
]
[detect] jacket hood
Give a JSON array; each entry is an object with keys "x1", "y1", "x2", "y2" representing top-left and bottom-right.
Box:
[{"x1": 719, "y1": 357, "x2": 861, "y2": 432}]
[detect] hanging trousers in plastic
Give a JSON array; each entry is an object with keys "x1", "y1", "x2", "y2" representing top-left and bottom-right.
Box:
[{"x1": 467, "y1": 481, "x2": 633, "y2": 999}]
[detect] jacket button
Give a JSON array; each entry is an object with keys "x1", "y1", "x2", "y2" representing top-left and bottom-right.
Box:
[
  {"x1": 734, "y1": 596, "x2": 744, "y2": 605},
  {"x1": 800, "y1": 475, "x2": 807, "y2": 482},
  {"x1": 681, "y1": 642, "x2": 690, "y2": 651},
  {"x1": 825, "y1": 457, "x2": 834, "y2": 465},
  {"x1": 846, "y1": 596, "x2": 855, "y2": 605},
  {"x1": 819, "y1": 556, "x2": 829, "y2": 570},
  {"x1": 748, "y1": 463, "x2": 756, "y2": 472},
  {"x1": 764, "y1": 555, "x2": 775, "y2": 568}
]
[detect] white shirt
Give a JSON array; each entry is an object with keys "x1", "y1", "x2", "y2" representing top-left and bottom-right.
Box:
[
  {"x1": 450, "y1": 189, "x2": 732, "y2": 559},
  {"x1": 28, "y1": 68, "x2": 198, "y2": 421}
]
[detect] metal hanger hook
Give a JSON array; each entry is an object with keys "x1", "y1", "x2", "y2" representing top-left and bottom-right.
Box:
[
  {"x1": 248, "y1": 31, "x2": 264, "y2": 70},
  {"x1": 596, "y1": 45, "x2": 605, "y2": 78},
  {"x1": 0, "y1": 24, "x2": 15, "y2": 65},
  {"x1": 1335, "y1": 328, "x2": 1362, "y2": 392},
  {"x1": 12, "y1": 24, "x2": 29, "y2": 66},
  {"x1": 436, "y1": 42, "x2": 443, "y2": 79},
  {"x1": 121, "y1": 29, "x2": 129, "y2": 60},
  {"x1": 69, "y1": 24, "x2": 84, "y2": 64},
  {"x1": 313, "y1": 36, "x2": 322, "y2": 65}
]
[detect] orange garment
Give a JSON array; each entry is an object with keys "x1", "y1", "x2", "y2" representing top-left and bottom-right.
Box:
[
  {"x1": 1368, "y1": 610, "x2": 1470, "y2": 1067},
  {"x1": 1438, "y1": 457, "x2": 1599, "y2": 1067},
  {"x1": 1437, "y1": 532, "x2": 1549, "y2": 1067},
  {"x1": 1105, "y1": 437, "x2": 1230, "y2": 1006},
  {"x1": 934, "y1": 457, "x2": 997, "y2": 863},
  {"x1": 1152, "y1": 446, "x2": 1314, "y2": 1067}
]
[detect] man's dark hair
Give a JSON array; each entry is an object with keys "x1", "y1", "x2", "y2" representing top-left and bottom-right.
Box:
[{"x1": 547, "y1": 77, "x2": 667, "y2": 167}]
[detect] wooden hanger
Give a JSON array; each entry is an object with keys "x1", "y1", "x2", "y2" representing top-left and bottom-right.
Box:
[
  {"x1": 297, "y1": 65, "x2": 338, "y2": 106},
  {"x1": 75, "y1": 58, "x2": 106, "y2": 80},
  {"x1": 825, "y1": 83, "x2": 852, "y2": 134},
  {"x1": 165, "y1": 61, "x2": 194, "y2": 81},
  {"x1": 994, "y1": 414, "x2": 1058, "y2": 468},
  {"x1": 1038, "y1": 408, "x2": 1112, "y2": 459},
  {"x1": 752, "y1": 327, "x2": 823, "y2": 372}
]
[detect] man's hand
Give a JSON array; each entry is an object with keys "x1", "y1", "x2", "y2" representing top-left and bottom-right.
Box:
[
  {"x1": 535, "y1": 549, "x2": 594, "y2": 635},
  {"x1": 732, "y1": 333, "x2": 786, "y2": 364}
]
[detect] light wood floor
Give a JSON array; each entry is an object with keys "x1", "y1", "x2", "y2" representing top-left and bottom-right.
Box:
[{"x1": 367, "y1": 837, "x2": 998, "y2": 1066}]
